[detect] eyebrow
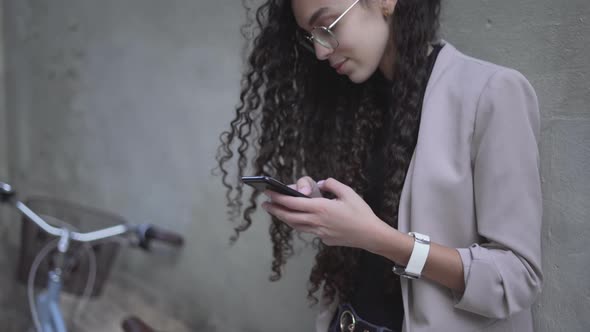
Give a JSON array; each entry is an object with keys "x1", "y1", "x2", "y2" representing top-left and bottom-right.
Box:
[{"x1": 308, "y1": 7, "x2": 329, "y2": 27}]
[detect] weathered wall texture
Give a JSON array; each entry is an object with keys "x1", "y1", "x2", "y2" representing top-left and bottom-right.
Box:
[
  {"x1": 0, "y1": 0, "x2": 588, "y2": 331},
  {"x1": 0, "y1": 0, "x2": 7, "y2": 178},
  {"x1": 1, "y1": 0, "x2": 316, "y2": 330}
]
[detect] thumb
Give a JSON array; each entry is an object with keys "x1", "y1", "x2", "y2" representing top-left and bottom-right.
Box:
[
  {"x1": 296, "y1": 176, "x2": 317, "y2": 196},
  {"x1": 317, "y1": 178, "x2": 351, "y2": 199}
]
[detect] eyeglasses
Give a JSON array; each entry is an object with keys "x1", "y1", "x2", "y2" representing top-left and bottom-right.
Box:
[{"x1": 300, "y1": 0, "x2": 360, "y2": 53}]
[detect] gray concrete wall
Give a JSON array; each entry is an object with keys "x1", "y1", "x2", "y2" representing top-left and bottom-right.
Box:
[
  {"x1": 1, "y1": 3, "x2": 30, "y2": 330},
  {"x1": 0, "y1": 0, "x2": 7, "y2": 179},
  {"x1": 1, "y1": 0, "x2": 316, "y2": 331},
  {"x1": 0, "y1": 0, "x2": 588, "y2": 331}
]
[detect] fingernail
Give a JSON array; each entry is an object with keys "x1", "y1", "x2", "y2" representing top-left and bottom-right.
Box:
[{"x1": 317, "y1": 180, "x2": 325, "y2": 187}]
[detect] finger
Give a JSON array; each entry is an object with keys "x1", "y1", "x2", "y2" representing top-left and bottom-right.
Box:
[
  {"x1": 296, "y1": 176, "x2": 316, "y2": 196},
  {"x1": 265, "y1": 190, "x2": 326, "y2": 213},
  {"x1": 261, "y1": 201, "x2": 316, "y2": 227},
  {"x1": 317, "y1": 177, "x2": 353, "y2": 199}
]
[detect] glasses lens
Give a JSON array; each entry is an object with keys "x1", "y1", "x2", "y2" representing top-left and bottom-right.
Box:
[
  {"x1": 311, "y1": 27, "x2": 338, "y2": 50},
  {"x1": 298, "y1": 36, "x2": 315, "y2": 53}
]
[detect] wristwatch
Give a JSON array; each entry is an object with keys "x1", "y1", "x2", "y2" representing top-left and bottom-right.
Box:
[{"x1": 392, "y1": 232, "x2": 431, "y2": 279}]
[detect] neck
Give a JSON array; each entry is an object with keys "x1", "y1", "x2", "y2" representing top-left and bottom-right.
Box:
[
  {"x1": 378, "y1": 42, "x2": 434, "y2": 81},
  {"x1": 378, "y1": 37, "x2": 396, "y2": 81}
]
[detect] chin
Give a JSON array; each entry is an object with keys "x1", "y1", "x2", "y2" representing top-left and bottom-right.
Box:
[
  {"x1": 346, "y1": 67, "x2": 374, "y2": 84},
  {"x1": 348, "y1": 72, "x2": 371, "y2": 84}
]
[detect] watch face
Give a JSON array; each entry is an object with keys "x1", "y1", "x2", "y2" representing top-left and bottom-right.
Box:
[{"x1": 410, "y1": 232, "x2": 431, "y2": 243}]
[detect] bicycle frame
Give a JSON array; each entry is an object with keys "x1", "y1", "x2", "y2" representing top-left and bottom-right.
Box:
[
  {"x1": 2, "y1": 183, "x2": 129, "y2": 332},
  {"x1": 1, "y1": 181, "x2": 183, "y2": 332},
  {"x1": 34, "y1": 231, "x2": 72, "y2": 332},
  {"x1": 36, "y1": 270, "x2": 67, "y2": 332}
]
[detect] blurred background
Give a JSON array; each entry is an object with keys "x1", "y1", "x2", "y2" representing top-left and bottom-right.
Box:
[{"x1": 0, "y1": 0, "x2": 588, "y2": 331}]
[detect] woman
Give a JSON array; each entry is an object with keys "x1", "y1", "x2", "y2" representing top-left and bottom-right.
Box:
[{"x1": 216, "y1": 0, "x2": 543, "y2": 331}]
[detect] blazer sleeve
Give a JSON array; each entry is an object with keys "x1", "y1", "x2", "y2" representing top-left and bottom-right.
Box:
[{"x1": 453, "y1": 68, "x2": 543, "y2": 319}]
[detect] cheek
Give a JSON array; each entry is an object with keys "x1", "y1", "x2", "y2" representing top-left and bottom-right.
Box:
[
  {"x1": 342, "y1": 22, "x2": 389, "y2": 63},
  {"x1": 364, "y1": 22, "x2": 390, "y2": 58}
]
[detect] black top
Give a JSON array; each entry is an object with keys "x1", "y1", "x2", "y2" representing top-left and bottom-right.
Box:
[{"x1": 348, "y1": 44, "x2": 444, "y2": 331}]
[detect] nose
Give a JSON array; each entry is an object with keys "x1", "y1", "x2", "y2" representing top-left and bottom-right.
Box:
[{"x1": 314, "y1": 43, "x2": 334, "y2": 61}]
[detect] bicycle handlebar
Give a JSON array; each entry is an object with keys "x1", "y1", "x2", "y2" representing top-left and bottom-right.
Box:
[
  {"x1": 1, "y1": 181, "x2": 15, "y2": 202},
  {"x1": 135, "y1": 224, "x2": 184, "y2": 250},
  {"x1": 145, "y1": 225, "x2": 184, "y2": 246},
  {"x1": 13, "y1": 195, "x2": 131, "y2": 242},
  {"x1": 0, "y1": 181, "x2": 184, "y2": 249},
  {"x1": 121, "y1": 316, "x2": 156, "y2": 332}
]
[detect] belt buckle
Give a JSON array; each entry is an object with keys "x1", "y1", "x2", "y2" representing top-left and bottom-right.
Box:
[{"x1": 339, "y1": 310, "x2": 356, "y2": 332}]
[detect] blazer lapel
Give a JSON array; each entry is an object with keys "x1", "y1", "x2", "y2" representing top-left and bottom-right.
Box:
[{"x1": 397, "y1": 41, "x2": 458, "y2": 332}]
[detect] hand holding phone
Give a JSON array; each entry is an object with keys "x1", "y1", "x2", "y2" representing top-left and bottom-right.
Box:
[{"x1": 241, "y1": 176, "x2": 310, "y2": 198}]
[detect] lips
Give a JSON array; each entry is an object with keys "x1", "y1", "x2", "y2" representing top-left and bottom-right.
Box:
[{"x1": 331, "y1": 59, "x2": 348, "y2": 73}]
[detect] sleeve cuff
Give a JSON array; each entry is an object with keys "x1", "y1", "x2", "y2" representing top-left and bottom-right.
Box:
[{"x1": 451, "y1": 247, "x2": 473, "y2": 303}]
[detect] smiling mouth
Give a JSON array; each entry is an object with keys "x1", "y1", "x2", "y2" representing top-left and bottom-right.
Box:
[{"x1": 332, "y1": 60, "x2": 348, "y2": 73}]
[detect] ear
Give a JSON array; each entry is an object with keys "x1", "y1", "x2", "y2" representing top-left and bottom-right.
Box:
[{"x1": 381, "y1": 0, "x2": 398, "y2": 17}]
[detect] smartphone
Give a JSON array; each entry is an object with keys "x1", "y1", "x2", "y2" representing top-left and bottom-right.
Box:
[{"x1": 241, "y1": 176, "x2": 310, "y2": 198}]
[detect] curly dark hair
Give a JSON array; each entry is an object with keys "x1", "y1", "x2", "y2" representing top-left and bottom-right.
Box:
[{"x1": 216, "y1": 0, "x2": 442, "y2": 305}]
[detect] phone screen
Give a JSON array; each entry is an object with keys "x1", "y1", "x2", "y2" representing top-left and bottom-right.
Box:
[{"x1": 241, "y1": 176, "x2": 310, "y2": 198}]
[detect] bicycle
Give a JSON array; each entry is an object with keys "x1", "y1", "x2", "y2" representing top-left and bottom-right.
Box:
[{"x1": 0, "y1": 181, "x2": 184, "y2": 332}]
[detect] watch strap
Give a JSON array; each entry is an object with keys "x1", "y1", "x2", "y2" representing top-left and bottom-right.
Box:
[{"x1": 393, "y1": 232, "x2": 431, "y2": 279}]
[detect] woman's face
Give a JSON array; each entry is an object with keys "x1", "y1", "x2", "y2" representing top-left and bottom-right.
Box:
[{"x1": 291, "y1": 0, "x2": 395, "y2": 83}]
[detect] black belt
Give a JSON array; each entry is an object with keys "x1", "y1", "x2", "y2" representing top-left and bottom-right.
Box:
[{"x1": 328, "y1": 303, "x2": 396, "y2": 332}]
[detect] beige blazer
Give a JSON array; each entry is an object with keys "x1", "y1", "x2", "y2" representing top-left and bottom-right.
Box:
[{"x1": 316, "y1": 42, "x2": 543, "y2": 332}]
